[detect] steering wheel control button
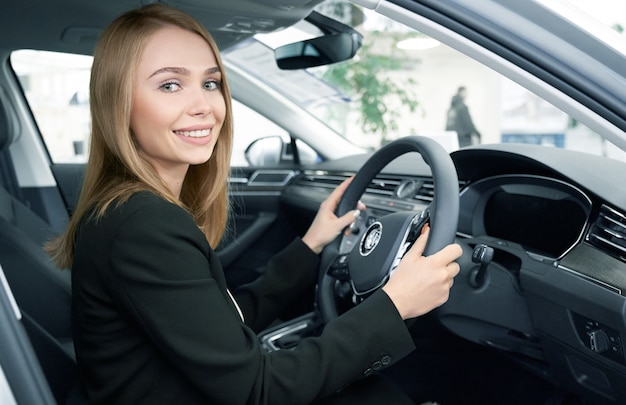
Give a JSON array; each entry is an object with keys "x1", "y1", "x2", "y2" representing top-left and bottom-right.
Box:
[{"x1": 328, "y1": 255, "x2": 350, "y2": 280}]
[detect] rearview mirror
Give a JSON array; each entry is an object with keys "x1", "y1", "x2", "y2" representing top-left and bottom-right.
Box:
[
  {"x1": 275, "y1": 32, "x2": 362, "y2": 70},
  {"x1": 274, "y1": 11, "x2": 363, "y2": 70}
]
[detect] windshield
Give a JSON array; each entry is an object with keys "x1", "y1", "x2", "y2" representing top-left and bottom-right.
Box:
[{"x1": 222, "y1": 0, "x2": 626, "y2": 160}]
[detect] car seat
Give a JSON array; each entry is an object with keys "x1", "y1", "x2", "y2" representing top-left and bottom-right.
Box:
[
  {"x1": 0, "y1": 99, "x2": 80, "y2": 404},
  {"x1": 0, "y1": 263, "x2": 57, "y2": 405}
]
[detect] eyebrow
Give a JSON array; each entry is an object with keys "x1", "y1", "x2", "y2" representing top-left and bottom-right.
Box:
[{"x1": 149, "y1": 66, "x2": 220, "y2": 78}]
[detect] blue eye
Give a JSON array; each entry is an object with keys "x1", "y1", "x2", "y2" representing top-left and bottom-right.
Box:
[
  {"x1": 159, "y1": 81, "x2": 181, "y2": 92},
  {"x1": 204, "y1": 80, "x2": 221, "y2": 91}
]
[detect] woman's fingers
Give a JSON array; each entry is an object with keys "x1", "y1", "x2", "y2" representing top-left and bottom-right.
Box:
[{"x1": 324, "y1": 177, "x2": 353, "y2": 210}]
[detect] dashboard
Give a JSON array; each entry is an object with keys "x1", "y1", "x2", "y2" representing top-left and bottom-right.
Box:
[
  {"x1": 458, "y1": 175, "x2": 591, "y2": 259},
  {"x1": 281, "y1": 142, "x2": 626, "y2": 404}
]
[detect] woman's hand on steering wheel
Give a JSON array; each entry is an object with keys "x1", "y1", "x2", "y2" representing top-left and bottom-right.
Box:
[
  {"x1": 382, "y1": 225, "x2": 462, "y2": 320},
  {"x1": 302, "y1": 178, "x2": 366, "y2": 254}
]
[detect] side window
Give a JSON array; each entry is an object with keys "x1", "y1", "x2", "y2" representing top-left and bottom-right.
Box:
[
  {"x1": 10, "y1": 50, "x2": 302, "y2": 167},
  {"x1": 11, "y1": 50, "x2": 91, "y2": 163},
  {"x1": 230, "y1": 101, "x2": 290, "y2": 167}
]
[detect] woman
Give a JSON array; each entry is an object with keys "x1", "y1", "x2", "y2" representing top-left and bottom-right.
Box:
[{"x1": 47, "y1": 4, "x2": 461, "y2": 404}]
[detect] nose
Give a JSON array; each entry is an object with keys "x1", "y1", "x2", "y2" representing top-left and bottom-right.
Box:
[{"x1": 188, "y1": 87, "x2": 214, "y2": 117}]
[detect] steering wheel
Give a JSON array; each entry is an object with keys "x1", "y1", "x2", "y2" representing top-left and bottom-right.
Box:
[{"x1": 317, "y1": 136, "x2": 460, "y2": 323}]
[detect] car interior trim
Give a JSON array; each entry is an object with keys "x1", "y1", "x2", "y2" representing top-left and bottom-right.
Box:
[
  {"x1": 557, "y1": 264, "x2": 623, "y2": 296},
  {"x1": 247, "y1": 169, "x2": 298, "y2": 186}
]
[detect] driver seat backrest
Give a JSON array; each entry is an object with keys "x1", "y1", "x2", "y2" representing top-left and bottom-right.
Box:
[{"x1": 0, "y1": 98, "x2": 79, "y2": 404}]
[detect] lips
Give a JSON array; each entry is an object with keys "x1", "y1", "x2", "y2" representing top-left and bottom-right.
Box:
[{"x1": 173, "y1": 128, "x2": 210, "y2": 138}]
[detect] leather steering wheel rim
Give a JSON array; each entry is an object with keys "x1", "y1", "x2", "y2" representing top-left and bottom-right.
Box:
[{"x1": 317, "y1": 136, "x2": 460, "y2": 323}]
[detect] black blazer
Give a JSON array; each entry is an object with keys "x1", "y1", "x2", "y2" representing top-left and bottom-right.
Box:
[{"x1": 71, "y1": 191, "x2": 414, "y2": 404}]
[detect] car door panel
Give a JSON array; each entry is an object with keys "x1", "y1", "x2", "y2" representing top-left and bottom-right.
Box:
[{"x1": 221, "y1": 168, "x2": 304, "y2": 288}]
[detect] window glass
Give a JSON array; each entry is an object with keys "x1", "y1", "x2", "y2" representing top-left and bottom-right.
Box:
[
  {"x1": 10, "y1": 50, "x2": 290, "y2": 166},
  {"x1": 230, "y1": 101, "x2": 289, "y2": 166},
  {"x1": 11, "y1": 50, "x2": 92, "y2": 163},
  {"x1": 225, "y1": 2, "x2": 626, "y2": 160}
]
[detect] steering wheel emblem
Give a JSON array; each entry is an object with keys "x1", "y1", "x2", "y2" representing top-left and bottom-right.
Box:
[{"x1": 360, "y1": 222, "x2": 382, "y2": 256}]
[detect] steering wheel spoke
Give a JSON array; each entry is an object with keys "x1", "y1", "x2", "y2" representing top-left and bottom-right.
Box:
[{"x1": 389, "y1": 209, "x2": 430, "y2": 276}]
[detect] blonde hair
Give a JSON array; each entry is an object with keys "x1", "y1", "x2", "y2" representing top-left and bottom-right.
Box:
[{"x1": 47, "y1": 4, "x2": 233, "y2": 268}]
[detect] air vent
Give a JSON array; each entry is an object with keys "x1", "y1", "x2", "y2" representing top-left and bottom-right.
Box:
[
  {"x1": 297, "y1": 172, "x2": 402, "y2": 196},
  {"x1": 412, "y1": 179, "x2": 467, "y2": 202},
  {"x1": 367, "y1": 177, "x2": 401, "y2": 196},
  {"x1": 587, "y1": 205, "x2": 626, "y2": 262},
  {"x1": 414, "y1": 179, "x2": 435, "y2": 202},
  {"x1": 298, "y1": 173, "x2": 349, "y2": 189},
  {"x1": 297, "y1": 172, "x2": 464, "y2": 203}
]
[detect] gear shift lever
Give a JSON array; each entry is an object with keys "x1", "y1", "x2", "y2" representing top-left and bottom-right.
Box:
[{"x1": 469, "y1": 244, "x2": 494, "y2": 288}]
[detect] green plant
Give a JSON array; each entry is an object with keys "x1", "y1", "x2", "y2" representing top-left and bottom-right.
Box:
[
  {"x1": 313, "y1": 4, "x2": 420, "y2": 142},
  {"x1": 321, "y1": 39, "x2": 419, "y2": 139}
]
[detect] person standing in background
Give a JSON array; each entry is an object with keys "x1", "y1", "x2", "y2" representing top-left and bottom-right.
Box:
[{"x1": 446, "y1": 86, "x2": 481, "y2": 147}]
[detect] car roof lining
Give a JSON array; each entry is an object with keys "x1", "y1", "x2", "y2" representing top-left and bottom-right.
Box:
[{"x1": 0, "y1": 0, "x2": 323, "y2": 54}]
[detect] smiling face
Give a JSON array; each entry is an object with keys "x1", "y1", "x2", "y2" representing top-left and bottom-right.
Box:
[{"x1": 130, "y1": 25, "x2": 226, "y2": 195}]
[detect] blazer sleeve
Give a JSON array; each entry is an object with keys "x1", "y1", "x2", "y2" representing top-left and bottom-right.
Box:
[
  {"x1": 106, "y1": 196, "x2": 416, "y2": 404},
  {"x1": 234, "y1": 237, "x2": 319, "y2": 332}
]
